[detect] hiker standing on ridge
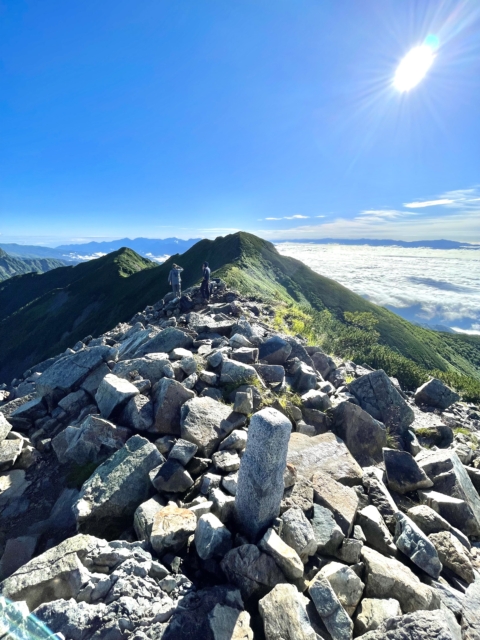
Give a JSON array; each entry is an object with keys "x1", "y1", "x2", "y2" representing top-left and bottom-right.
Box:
[
  {"x1": 168, "y1": 263, "x2": 183, "y2": 298},
  {"x1": 200, "y1": 261, "x2": 211, "y2": 301}
]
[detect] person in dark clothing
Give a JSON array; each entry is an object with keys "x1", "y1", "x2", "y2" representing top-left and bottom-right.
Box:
[
  {"x1": 168, "y1": 263, "x2": 183, "y2": 298},
  {"x1": 200, "y1": 261, "x2": 211, "y2": 301}
]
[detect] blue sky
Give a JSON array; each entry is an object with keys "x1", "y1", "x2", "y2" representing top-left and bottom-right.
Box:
[{"x1": 1, "y1": 0, "x2": 480, "y2": 244}]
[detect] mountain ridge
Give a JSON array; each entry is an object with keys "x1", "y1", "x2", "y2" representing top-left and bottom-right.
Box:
[{"x1": 0, "y1": 249, "x2": 68, "y2": 283}]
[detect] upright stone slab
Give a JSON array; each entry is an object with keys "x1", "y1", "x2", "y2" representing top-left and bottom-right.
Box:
[{"x1": 235, "y1": 408, "x2": 291, "y2": 541}]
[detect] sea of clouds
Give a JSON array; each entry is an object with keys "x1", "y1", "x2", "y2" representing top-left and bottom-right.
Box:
[{"x1": 276, "y1": 243, "x2": 480, "y2": 334}]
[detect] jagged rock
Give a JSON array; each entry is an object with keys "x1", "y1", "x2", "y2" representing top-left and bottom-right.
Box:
[
  {"x1": 259, "y1": 583, "x2": 316, "y2": 640},
  {"x1": 319, "y1": 561, "x2": 364, "y2": 616},
  {"x1": 259, "y1": 527, "x2": 304, "y2": 579},
  {"x1": 0, "y1": 598, "x2": 35, "y2": 639},
  {"x1": 349, "y1": 369, "x2": 414, "y2": 436},
  {"x1": 0, "y1": 439, "x2": 22, "y2": 470},
  {"x1": 254, "y1": 364, "x2": 285, "y2": 385},
  {"x1": 334, "y1": 537, "x2": 363, "y2": 564},
  {"x1": 220, "y1": 544, "x2": 286, "y2": 601},
  {"x1": 181, "y1": 396, "x2": 246, "y2": 457},
  {"x1": 0, "y1": 535, "x2": 37, "y2": 581},
  {"x1": 211, "y1": 487, "x2": 235, "y2": 523},
  {"x1": 95, "y1": 373, "x2": 139, "y2": 419},
  {"x1": 36, "y1": 346, "x2": 115, "y2": 399},
  {"x1": 235, "y1": 408, "x2": 291, "y2": 541},
  {"x1": 151, "y1": 458, "x2": 194, "y2": 493},
  {"x1": 311, "y1": 504, "x2": 345, "y2": 555},
  {"x1": 407, "y1": 505, "x2": 470, "y2": 549},
  {"x1": 219, "y1": 359, "x2": 260, "y2": 387},
  {"x1": 122, "y1": 394, "x2": 154, "y2": 431},
  {"x1": 462, "y1": 580, "x2": 480, "y2": 640},
  {"x1": 308, "y1": 573, "x2": 353, "y2": 640},
  {"x1": 280, "y1": 506, "x2": 317, "y2": 562},
  {"x1": 9, "y1": 397, "x2": 47, "y2": 429},
  {"x1": 230, "y1": 333, "x2": 254, "y2": 349},
  {"x1": 429, "y1": 531, "x2": 475, "y2": 583},
  {"x1": 0, "y1": 534, "x2": 101, "y2": 609},
  {"x1": 0, "y1": 414, "x2": 12, "y2": 443},
  {"x1": 208, "y1": 603, "x2": 254, "y2": 640},
  {"x1": 113, "y1": 354, "x2": 169, "y2": 385},
  {"x1": 152, "y1": 378, "x2": 195, "y2": 435},
  {"x1": 383, "y1": 448, "x2": 433, "y2": 494},
  {"x1": 416, "y1": 449, "x2": 480, "y2": 536},
  {"x1": 393, "y1": 512, "x2": 442, "y2": 579},
  {"x1": 356, "y1": 505, "x2": 396, "y2": 556},
  {"x1": 360, "y1": 610, "x2": 461, "y2": 640},
  {"x1": 212, "y1": 450, "x2": 240, "y2": 473},
  {"x1": 33, "y1": 599, "x2": 111, "y2": 640},
  {"x1": 74, "y1": 435, "x2": 163, "y2": 537},
  {"x1": 415, "y1": 378, "x2": 460, "y2": 410},
  {"x1": 311, "y1": 351, "x2": 336, "y2": 378},
  {"x1": 311, "y1": 471, "x2": 359, "y2": 536},
  {"x1": 195, "y1": 513, "x2": 232, "y2": 560},
  {"x1": 135, "y1": 327, "x2": 193, "y2": 357},
  {"x1": 58, "y1": 389, "x2": 90, "y2": 418},
  {"x1": 232, "y1": 347, "x2": 258, "y2": 365},
  {"x1": 362, "y1": 467, "x2": 398, "y2": 532},
  {"x1": 233, "y1": 390, "x2": 253, "y2": 415},
  {"x1": 332, "y1": 401, "x2": 386, "y2": 465},
  {"x1": 354, "y1": 598, "x2": 402, "y2": 635},
  {"x1": 281, "y1": 476, "x2": 314, "y2": 514},
  {"x1": 222, "y1": 471, "x2": 238, "y2": 496},
  {"x1": 150, "y1": 505, "x2": 197, "y2": 555},
  {"x1": 287, "y1": 432, "x2": 362, "y2": 486},
  {"x1": 169, "y1": 438, "x2": 198, "y2": 465},
  {"x1": 52, "y1": 415, "x2": 129, "y2": 465},
  {"x1": 361, "y1": 546, "x2": 440, "y2": 613},
  {"x1": 258, "y1": 336, "x2": 292, "y2": 365},
  {"x1": 218, "y1": 429, "x2": 248, "y2": 453},
  {"x1": 134, "y1": 495, "x2": 166, "y2": 541},
  {"x1": 80, "y1": 362, "x2": 110, "y2": 396},
  {"x1": 301, "y1": 389, "x2": 332, "y2": 411}
]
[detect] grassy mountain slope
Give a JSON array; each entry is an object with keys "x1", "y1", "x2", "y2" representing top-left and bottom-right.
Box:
[
  {"x1": 1, "y1": 232, "x2": 479, "y2": 397},
  {"x1": 0, "y1": 248, "x2": 67, "y2": 282}
]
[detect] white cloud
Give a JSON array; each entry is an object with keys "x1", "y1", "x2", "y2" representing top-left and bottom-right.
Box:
[
  {"x1": 264, "y1": 215, "x2": 310, "y2": 221},
  {"x1": 404, "y1": 199, "x2": 454, "y2": 208}
]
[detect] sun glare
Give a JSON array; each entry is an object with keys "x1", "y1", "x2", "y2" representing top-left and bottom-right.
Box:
[{"x1": 394, "y1": 44, "x2": 436, "y2": 92}]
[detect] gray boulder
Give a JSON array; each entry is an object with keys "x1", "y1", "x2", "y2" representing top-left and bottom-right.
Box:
[
  {"x1": 112, "y1": 353, "x2": 170, "y2": 384},
  {"x1": 357, "y1": 505, "x2": 396, "y2": 556},
  {"x1": 122, "y1": 394, "x2": 154, "y2": 431},
  {"x1": 319, "y1": 561, "x2": 364, "y2": 616},
  {"x1": 0, "y1": 439, "x2": 23, "y2": 471},
  {"x1": 152, "y1": 377, "x2": 195, "y2": 435},
  {"x1": 429, "y1": 531, "x2": 475, "y2": 584},
  {"x1": 220, "y1": 544, "x2": 286, "y2": 601},
  {"x1": 360, "y1": 610, "x2": 461, "y2": 640},
  {"x1": 151, "y1": 458, "x2": 194, "y2": 493},
  {"x1": 394, "y1": 512, "x2": 442, "y2": 579},
  {"x1": 384, "y1": 448, "x2": 433, "y2": 494},
  {"x1": 332, "y1": 401, "x2": 386, "y2": 465},
  {"x1": 219, "y1": 359, "x2": 260, "y2": 387},
  {"x1": 0, "y1": 535, "x2": 37, "y2": 581},
  {"x1": 362, "y1": 467, "x2": 398, "y2": 532},
  {"x1": 52, "y1": 415, "x2": 129, "y2": 465},
  {"x1": 301, "y1": 389, "x2": 332, "y2": 411},
  {"x1": 407, "y1": 504, "x2": 470, "y2": 549},
  {"x1": 354, "y1": 598, "x2": 402, "y2": 635},
  {"x1": 254, "y1": 364, "x2": 285, "y2": 385},
  {"x1": 462, "y1": 580, "x2": 480, "y2": 640},
  {"x1": 258, "y1": 527, "x2": 304, "y2": 580},
  {"x1": 311, "y1": 471, "x2": 359, "y2": 536},
  {"x1": 259, "y1": 583, "x2": 316, "y2": 640},
  {"x1": 208, "y1": 603, "x2": 253, "y2": 640},
  {"x1": 74, "y1": 435, "x2": 163, "y2": 537},
  {"x1": 311, "y1": 504, "x2": 344, "y2": 555},
  {"x1": 150, "y1": 504, "x2": 197, "y2": 555},
  {"x1": 135, "y1": 327, "x2": 193, "y2": 357},
  {"x1": 349, "y1": 369, "x2": 414, "y2": 436},
  {"x1": 258, "y1": 336, "x2": 292, "y2": 365},
  {"x1": 311, "y1": 351, "x2": 336, "y2": 378},
  {"x1": 235, "y1": 408, "x2": 292, "y2": 540},
  {"x1": 308, "y1": 572, "x2": 354, "y2": 640},
  {"x1": 134, "y1": 495, "x2": 166, "y2": 541},
  {"x1": 169, "y1": 438, "x2": 198, "y2": 465},
  {"x1": 181, "y1": 396, "x2": 246, "y2": 457},
  {"x1": 415, "y1": 378, "x2": 460, "y2": 410},
  {"x1": 195, "y1": 513, "x2": 232, "y2": 560},
  {"x1": 280, "y1": 506, "x2": 317, "y2": 562},
  {"x1": 95, "y1": 373, "x2": 139, "y2": 419}
]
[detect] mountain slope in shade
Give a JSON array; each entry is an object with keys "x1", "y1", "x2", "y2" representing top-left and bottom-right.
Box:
[
  {"x1": 1, "y1": 232, "x2": 479, "y2": 385},
  {"x1": 0, "y1": 248, "x2": 67, "y2": 282}
]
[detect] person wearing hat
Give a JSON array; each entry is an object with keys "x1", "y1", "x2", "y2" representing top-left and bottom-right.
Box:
[
  {"x1": 200, "y1": 261, "x2": 211, "y2": 301},
  {"x1": 168, "y1": 263, "x2": 184, "y2": 298}
]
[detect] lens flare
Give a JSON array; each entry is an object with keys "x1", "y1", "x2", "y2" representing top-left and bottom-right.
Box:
[{"x1": 394, "y1": 44, "x2": 436, "y2": 92}]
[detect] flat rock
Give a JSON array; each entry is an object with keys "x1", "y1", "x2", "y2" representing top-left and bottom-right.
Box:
[
  {"x1": 181, "y1": 396, "x2": 246, "y2": 457},
  {"x1": 311, "y1": 471, "x2": 359, "y2": 536},
  {"x1": 220, "y1": 544, "x2": 286, "y2": 601},
  {"x1": 135, "y1": 327, "x2": 193, "y2": 357},
  {"x1": 287, "y1": 431, "x2": 362, "y2": 486},
  {"x1": 150, "y1": 504, "x2": 197, "y2": 555},
  {"x1": 259, "y1": 583, "x2": 316, "y2": 640}
]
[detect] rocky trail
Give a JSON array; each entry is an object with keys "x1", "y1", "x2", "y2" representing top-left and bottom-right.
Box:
[{"x1": 0, "y1": 281, "x2": 480, "y2": 639}]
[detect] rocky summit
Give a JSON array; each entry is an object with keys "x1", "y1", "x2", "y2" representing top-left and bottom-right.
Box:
[{"x1": 0, "y1": 278, "x2": 479, "y2": 640}]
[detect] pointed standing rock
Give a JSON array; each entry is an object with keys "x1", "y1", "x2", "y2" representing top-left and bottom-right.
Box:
[{"x1": 235, "y1": 408, "x2": 292, "y2": 541}]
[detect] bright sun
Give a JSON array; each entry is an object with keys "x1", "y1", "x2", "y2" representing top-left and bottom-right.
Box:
[{"x1": 394, "y1": 44, "x2": 436, "y2": 92}]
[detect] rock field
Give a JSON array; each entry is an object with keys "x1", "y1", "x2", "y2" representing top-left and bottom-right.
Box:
[{"x1": 0, "y1": 282, "x2": 479, "y2": 639}]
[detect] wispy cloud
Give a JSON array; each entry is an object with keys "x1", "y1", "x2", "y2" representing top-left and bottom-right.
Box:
[
  {"x1": 404, "y1": 199, "x2": 454, "y2": 208},
  {"x1": 264, "y1": 215, "x2": 310, "y2": 221},
  {"x1": 358, "y1": 209, "x2": 417, "y2": 219}
]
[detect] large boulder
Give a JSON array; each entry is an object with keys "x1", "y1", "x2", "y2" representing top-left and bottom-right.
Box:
[
  {"x1": 220, "y1": 544, "x2": 286, "y2": 601},
  {"x1": 73, "y1": 435, "x2": 163, "y2": 537},
  {"x1": 360, "y1": 610, "x2": 461, "y2": 640},
  {"x1": 361, "y1": 546, "x2": 440, "y2": 613},
  {"x1": 349, "y1": 370, "x2": 414, "y2": 436},
  {"x1": 332, "y1": 401, "x2": 386, "y2": 465},
  {"x1": 258, "y1": 336, "x2": 292, "y2": 365},
  {"x1": 393, "y1": 512, "x2": 442, "y2": 579},
  {"x1": 311, "y1": 471, "x2": 359, "y2": 536},
  {"x1": 134, "y1": 327, "x2": 193, "y2": 357},
  {"x1": 95, "y1": 373, "x2": 139, "y2": 419},
  {"x1": 219, "y1": 359, "x2": 260, "y2": 387},
  {"x1": 415, "y1": 378, "x2": 460, "y2": 410},
  {"x1": 259, "y1": 584, "x2": 316, "y2": 640},
  {"x1": 287, "y1": 432, "x2": 362, "y2": 486},
  {"x1": 150, "y1": 505, "x2": 197, "y2": 555},
  {"x1": 112, "y1": 354, "x2": 170, "y2": 385},
  {"x1": 384, "y1": 448, "x2": 433, "y2": 494},
  {"x1": 0, "y1": 534, "x2": 101, "y2": 610},
  {"x1": 308, "y1": 572, "x2": 353, "y2": 640},
  {"x1": 52, "y1": 415, "x2": 129, "y2": 466},
  {"x1": 181, "y1": 397, "x2": 246, "y2": 457},
  {"x1": 122, "y1": 394, "x2": 154, "y2": 431},
  {"x1": 152, "y1": 378, "x2": 195, "y2": 435},
  {"x1": 235, "y1": 408, "x2": 291, "y2": 540}
]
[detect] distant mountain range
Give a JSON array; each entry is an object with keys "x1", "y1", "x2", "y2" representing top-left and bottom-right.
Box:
[
  {"x1": 275, "y1": 238, "x2": 480, "y2": 250},
  {"x1": 0, "y1": 248, "x2": 68, "y2": 282}
]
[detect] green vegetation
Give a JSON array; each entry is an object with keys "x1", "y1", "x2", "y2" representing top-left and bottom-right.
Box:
[
  {"x1": 1, "y1": 231, "x2": 480, "y2": 404},
  {"x1": 0, "y1": 247, "x2": 67, "y2": 282}
]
